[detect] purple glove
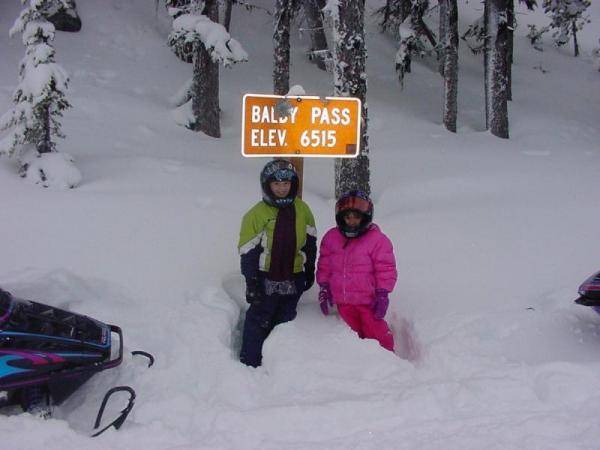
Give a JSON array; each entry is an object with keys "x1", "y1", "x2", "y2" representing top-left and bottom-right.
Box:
[
  {"x1": 373, "y1": 289, "x2": 389, "y2": 320},
  {"x1": 318, "y1": 284, "x2": 333, "y2": 315}
]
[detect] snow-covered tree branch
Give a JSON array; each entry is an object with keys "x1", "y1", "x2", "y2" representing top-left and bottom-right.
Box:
[
  {"x1": 170, "y1": 13, "x2": 248, "y2": 67},
  {"x1": 167, "y1": 1, "x2": 248, "y2": 137}
]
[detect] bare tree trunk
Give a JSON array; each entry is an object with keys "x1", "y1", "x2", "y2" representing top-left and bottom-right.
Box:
[
  {"x1": 506, "y1": 0, "x2": 514, "y2": 101},
  {"x1": 572, "y1": 20, "x2": 579, "y2": 57},
  {"x1": 333, "y1": 0, "x2": 370, "y2": 198},
  {"x1": 224, "y1": 0, "x2": 233, "y2": 32},
  {"x1": 441, "y1": 0, "x2": 458, "y2": 132},
  {"x1": 274, "y1": 0, "x2": 291, "y2": 95},
  {"x1": 484, "y1": 0, "x2": 509, "y2": 139},
  {"x1": 303, "y1": 0, "x2": 329, "y2": 70},
  {"x1": 438, "y1": 0, "x2": 447, "y2": 76},
  {"x1": 190, "y1": 0, "x2": 220, "y2": 137}
]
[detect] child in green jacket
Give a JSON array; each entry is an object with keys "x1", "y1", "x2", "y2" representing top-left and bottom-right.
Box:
[{"x1": 238, "y1": 160, "x2": 317, "y2": 367}]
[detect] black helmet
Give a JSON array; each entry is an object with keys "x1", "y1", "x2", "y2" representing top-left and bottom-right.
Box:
[
  {"x1": 260, "y1": 159, "x2": 299, "y2": 208},
  {"x1": 335, "y1": 190, "x2": 373, "y2": 238}
]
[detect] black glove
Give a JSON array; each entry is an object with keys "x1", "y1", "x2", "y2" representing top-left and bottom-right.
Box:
[
  {"x1": 245, "y1": 278, "x2": 261, "y2": 305},
  {"x1": 304, "y1": 270, "x2": 315, "y2": 292}
]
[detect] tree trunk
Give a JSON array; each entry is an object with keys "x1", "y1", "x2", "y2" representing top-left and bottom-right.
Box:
[
  {"x1": 572, "y1": 20, "x2": 579, "y2": 57},
  {"x1": 224, "y1": 0, "x2": 233, "y2": 32},
  {"x1": 303, "y1": 0, "x2": 329, "y2": 70},
  {"x1": 333, "y1": 0, "x2": 370, "y2": 198},
  {"x1": 273, "y1": 0, "x2": 304, "y2": 197},
  {"x1": 438, "y1": 0, "x2": 447, "y2": 76},
  {"x1": 506, "y1": 0, "x2": 514, "y2": 101},
  {"x1": 484, "y1": 0, "x2": 509, "y2": 139},
  {"x1": 190, "y1": 0, "x2": 220, "y2": 137},
  {"x1": 39, "y1": 103, "x2": 53, "y2": 153},
  {"x1": 273, "y1": 0, "x2": 291, "y2": 95},
  {"x1": 441, "y1": 0, "x2": 458, "y2": 133}
]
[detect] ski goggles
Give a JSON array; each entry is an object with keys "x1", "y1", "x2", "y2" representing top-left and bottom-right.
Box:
[
  {"x1": 271, "y1": 168, "x2": 296, "y2": 181},
  {"x1": 263, "y1": 160, "x2": 296, "y2": 181},
  {"x1": 335, "y1": 192, "x2": 371, "y2": 214}
]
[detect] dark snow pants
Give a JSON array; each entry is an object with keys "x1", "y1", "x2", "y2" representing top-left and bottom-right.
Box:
[{"x1": 239, "y1": 280, "x2": 304, "y2": 368}]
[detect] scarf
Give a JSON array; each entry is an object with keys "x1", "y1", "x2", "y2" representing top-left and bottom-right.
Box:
[{"x1": 268, "y1": 204, "x2": 296, "y2": 281}]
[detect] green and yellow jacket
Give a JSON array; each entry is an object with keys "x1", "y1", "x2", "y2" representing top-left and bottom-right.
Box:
[{"x1": 238, "y1": 198, "x2": 317, "y2": 281}]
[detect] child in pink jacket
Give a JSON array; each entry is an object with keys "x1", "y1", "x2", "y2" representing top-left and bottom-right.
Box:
[{"x1": 316, "y1": 191, "x2": 397, "y2": 352}]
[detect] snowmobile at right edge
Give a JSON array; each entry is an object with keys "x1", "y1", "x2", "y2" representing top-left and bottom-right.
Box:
[{"x1": 574, "y1": 270, "x2": 600, "y2": 316}]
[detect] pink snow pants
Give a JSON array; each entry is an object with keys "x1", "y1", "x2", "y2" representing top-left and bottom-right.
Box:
[{"x1": 337, "y1": 304, "x2": 394, "y2": 352}]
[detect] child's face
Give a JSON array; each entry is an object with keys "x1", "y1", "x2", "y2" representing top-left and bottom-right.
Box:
[
  {"x1": 270, "y1": 180, "x2": 292, "y2": 198},
  {"x1": 343, "y1": 211, "x2": 362, "y2": 227}
]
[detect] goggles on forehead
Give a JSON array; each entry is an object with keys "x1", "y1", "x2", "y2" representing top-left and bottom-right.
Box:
[
  {"x1": 271, "y1": 168, "x2": 296, "y2": 181},
  {"x1": 335, "y1": 196, "x2": 371, "y2": 214}
]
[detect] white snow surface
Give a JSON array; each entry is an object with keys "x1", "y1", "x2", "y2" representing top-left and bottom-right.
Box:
[{"x1": 1, "y1": 0, "x2": 600, "y2": 449}]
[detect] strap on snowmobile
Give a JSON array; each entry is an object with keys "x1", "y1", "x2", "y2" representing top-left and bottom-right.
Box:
[{"x1": 92, "y1": 386, "x2": 136, "y2": 437}]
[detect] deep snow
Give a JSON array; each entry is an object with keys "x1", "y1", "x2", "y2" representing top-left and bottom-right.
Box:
[{"x1": 1, "y1": 0, "x2": 600, "y2": 449}]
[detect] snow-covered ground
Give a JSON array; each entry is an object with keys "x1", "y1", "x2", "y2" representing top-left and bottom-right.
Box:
[{"x1": 1, "y1": 0, "x2": 599, "y2": 448}]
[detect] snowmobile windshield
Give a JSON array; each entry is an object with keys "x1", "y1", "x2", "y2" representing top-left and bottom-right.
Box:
[{"x1": 579, "y1": 271, "x2": 600, "y2": 296}]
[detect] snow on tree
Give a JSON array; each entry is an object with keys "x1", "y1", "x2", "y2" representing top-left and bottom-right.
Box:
[
  {"x1": 379, "y1": 0, "x2": 437, "y2": 90},
  {"x1": 461, "y1": 16, "x2": 487, "y2": 54},
  {"x1": 167, "y1": 0, "x2": 247, "y2": 137},
  {"x1": 526, "y1": 0, "x2": 590, "y2": 56},
  {"x1": 395, "y1": 20, "x2": 418, "y2": 89},
  {"x1": 543, "y1": 0, "x2": 591, "y2": 56},
  {"x1": 47, "y1": 0, "x2": 81, "y2": 32},
  {"x1": 0, "y1": 0, "x2": 81, "y2": 188}
]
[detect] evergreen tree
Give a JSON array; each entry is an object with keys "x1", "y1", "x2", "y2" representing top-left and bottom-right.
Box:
[
  {"x1": 0, "y1": 0, "x2": 81, "y2": 188},
  {"x1": 1, "y1": 1, "x2": 70, "y2": 159},
  {"x1": 543, "y1": 0, "x2": 590, "y2": 56},
  {"x1": 327, "y1": 0, "x2": 370, "y2": 197}
]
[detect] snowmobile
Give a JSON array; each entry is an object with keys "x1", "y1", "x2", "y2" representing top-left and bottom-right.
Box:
[
  {"x1": 574, "y1": 270, "x2": 600, "y2": 315},
  {"x1": 0, "y1": 287, "x2": 153, "y2": 436}
]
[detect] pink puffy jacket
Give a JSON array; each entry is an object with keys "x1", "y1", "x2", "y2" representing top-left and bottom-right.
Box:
[{"x1": 316, "y1": 224, "x2": 397, "y2": 306}]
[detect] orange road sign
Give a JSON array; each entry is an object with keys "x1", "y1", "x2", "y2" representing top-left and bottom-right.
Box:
[{"x1": 241, "y1": 94, "x2": 361, "y2": 158}]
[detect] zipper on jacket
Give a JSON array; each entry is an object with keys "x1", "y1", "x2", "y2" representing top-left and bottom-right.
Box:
[{"x1": 342, "y1": 238, "x2": 349, "y2": 302}]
